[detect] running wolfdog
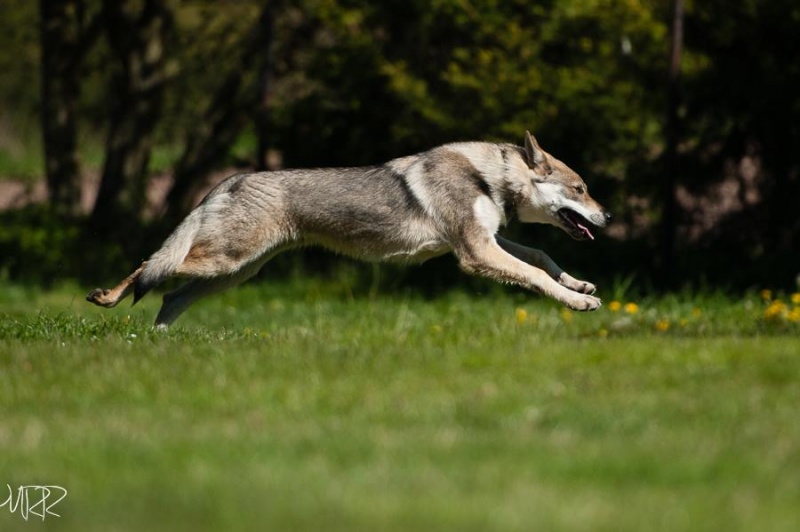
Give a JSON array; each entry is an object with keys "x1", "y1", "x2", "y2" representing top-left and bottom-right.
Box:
[{"x1": 87, "y1": 132, "x2": 611, "y2": 326}]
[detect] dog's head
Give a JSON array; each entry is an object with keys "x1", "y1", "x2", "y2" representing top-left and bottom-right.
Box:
[{"x1": 515, "y1": 131, "x2": 611, "y2": 240}]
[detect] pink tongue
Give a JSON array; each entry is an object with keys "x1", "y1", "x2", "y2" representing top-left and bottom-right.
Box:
[{"x1": 577, "y1": 222, "x2": 594, "y2": 240}]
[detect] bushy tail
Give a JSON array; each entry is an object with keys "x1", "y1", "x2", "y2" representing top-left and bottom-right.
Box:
[{"x1": 133, "y1": 212, "x2": 202, "y2": 304}]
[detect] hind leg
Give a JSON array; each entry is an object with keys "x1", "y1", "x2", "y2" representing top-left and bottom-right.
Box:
[
  {"x1": 156, "y1": 241, "x2": 298, "y2": 327},
  {"x1": 87, "y1": 262, "x2": 146, "y2": 308},
  {"x1": 154, "y1": 266, "x2": 262, "y2": 328}
]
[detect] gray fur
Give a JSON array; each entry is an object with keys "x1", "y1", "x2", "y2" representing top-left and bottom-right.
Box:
[{"x1": 87, "y1": 132, "x2": 611, "y2": 327}]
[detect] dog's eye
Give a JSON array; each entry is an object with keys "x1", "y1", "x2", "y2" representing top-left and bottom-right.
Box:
[{"x1": 574, "y1": 186, "x2": 585, "y2": 195}]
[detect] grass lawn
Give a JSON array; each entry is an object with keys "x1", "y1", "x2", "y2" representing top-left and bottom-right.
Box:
[{"x1": 1, "y1": 280, "x2": 799, "y2": 531}]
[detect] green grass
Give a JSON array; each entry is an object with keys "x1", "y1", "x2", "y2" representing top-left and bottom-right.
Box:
[{"x1": 1, "y1": 281, "x2": 799, "y2": 531}]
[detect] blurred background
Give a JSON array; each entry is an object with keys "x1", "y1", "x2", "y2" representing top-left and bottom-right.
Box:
[{"x1": 1, "y1": 0, "x2": 798, "y2": 294}]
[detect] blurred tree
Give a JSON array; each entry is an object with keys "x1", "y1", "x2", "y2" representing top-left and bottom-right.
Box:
[
  {"x1": 657, "y1": 0, "x2": 684, "y2": 288},
  {"x1": 675, "y1": 0, "x2": 800, "y2": 283},
  {"x1": 39, "y1": 0, "x2": 101, "y2": 216},
  {"x1": 277, "y1": 0, "x2": 667, "y2": 174},
  {"x1": 716, "y1": 4, "x2": 797, "y2": 202},
  {"x1": 0, "y1": 1, "x2": 39, "y2": 122},
  {"x1": 163, "y1": 0, "x2": 285, "y2": 224},
  {"x1": 90, "y1": 0, "x2": 175, "y2": 228}
]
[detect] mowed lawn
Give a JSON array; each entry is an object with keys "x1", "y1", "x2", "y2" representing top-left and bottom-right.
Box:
[{"x1": 1, "y1": 280, "x2": 799, "y2": 531}]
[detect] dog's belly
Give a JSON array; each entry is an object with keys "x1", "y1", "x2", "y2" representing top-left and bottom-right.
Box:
[
  {"x1": 308, "y1": 233, "x2": 450, "y2": 263},
  {"x1": 304, "y1": 218, "x2": 450, "y2": 264},
  {"x1": 373, "y1": 240, "x2": 451, "y2": 263}
]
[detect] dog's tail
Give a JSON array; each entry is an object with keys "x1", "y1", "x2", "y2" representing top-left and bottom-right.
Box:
[{"x1": 133, "y1": 211, "x2": 202, "y2": 304}]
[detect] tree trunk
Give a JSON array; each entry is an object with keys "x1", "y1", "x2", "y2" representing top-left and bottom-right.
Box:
[
  {"x1": 90, "y1": 0, "x2": 174, "y2": 229},
  {"x1": 658, "y1": 0, "x2": 684, "y2": 289},
  {"x1": 39, "y1": 0, "x2": 84, "y2": 217},
  {"x1": 163, "y1": 2, "x2": 281, "y2": 225}
]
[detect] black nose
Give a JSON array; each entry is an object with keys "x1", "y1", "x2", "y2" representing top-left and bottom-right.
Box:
[{"x1": 604, "y1": 212, "x2": 613, "y2": 223}]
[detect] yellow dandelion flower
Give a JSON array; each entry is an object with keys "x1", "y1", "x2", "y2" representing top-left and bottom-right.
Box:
[
  {"x1": 515, "y1": 308, "x2": 528, "y2": 325},
  {"x1": 763, "y1": 300, "x2": 787, "y2": 320},
  {"x1": 760, "y1": 289, "x2": 772, "y2": 301},
  {"x1": 655, "y1": 319, "x2": 670, "y2": 332},
  {"x1": 788, "y1": 308, "x2": 800, "y2": 323},
  {"x1": 691, "y1": 308, "x2": 702, "y2": 318},
  {"x1": 763, "y1": 308, "x2": 778, "y2": 320},
  {"x1": 791, "y1": 293, "x2": 800, "y2": 305},
  {"x1": 624, "y1": 302, "x2": 639, "y2": 314},
  {"x1": 560, "y1": 308, "x2": 573, "y2": 324},
  {"x1": 608, "y1": 301, "x2": 622, "y2": 312}
]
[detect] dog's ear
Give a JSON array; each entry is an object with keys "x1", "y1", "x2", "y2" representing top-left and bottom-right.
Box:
[{"x1": 524, "y1": 131, "x2": 552, "y2": 175}]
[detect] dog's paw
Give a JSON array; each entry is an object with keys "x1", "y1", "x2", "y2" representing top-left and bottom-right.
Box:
[
  {"x1": 558, "y1": 273, "x2": 596, "y2": 294},
  {"x1": 565, "y1": 294, "x2": 602, "y2": 312},
  {"x1": 573, "y1": 281, "x2": 597, "y2": 295},
  {"x1": 86, "y1": 288, "x2": 106, "y2": 302},
  {"x1": 86, "y1": 288, "x2": 115, "y2": 308}
]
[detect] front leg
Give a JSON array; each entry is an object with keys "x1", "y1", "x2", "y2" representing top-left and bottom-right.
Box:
[
  {"x1": 495, "y1": 235, "x2": 596, "y2": 294},
  {"x1": 456, "y1": 235, "x2": 601, "y2": 311}
]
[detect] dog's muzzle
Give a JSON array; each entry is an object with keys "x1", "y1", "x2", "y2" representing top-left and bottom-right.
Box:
[{"x1": 558, "y1": 209, "x2": 610, "y2": 240}]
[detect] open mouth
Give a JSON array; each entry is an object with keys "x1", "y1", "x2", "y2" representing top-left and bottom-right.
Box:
[{"x1": 558, "y1": 208, "x2": 595, "y2": 240}]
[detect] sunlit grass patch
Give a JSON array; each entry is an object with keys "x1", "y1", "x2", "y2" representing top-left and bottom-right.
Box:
[
  {"x1": 510, "y1": 290, "x2": 795, "y2": 339},
  {"x1": 2, "y1": 284, "x2": 797, "y2": 343},
  {"x1": 1, "y1": 282, "x2": 799, "y2": 531}
]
